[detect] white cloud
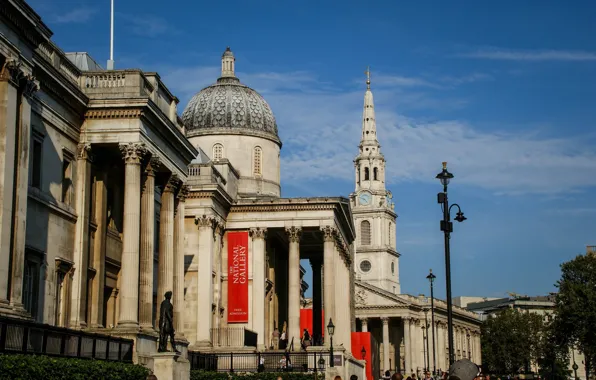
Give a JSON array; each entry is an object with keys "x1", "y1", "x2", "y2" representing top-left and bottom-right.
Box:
[
  {"x1": 162, "y1": 65, "x2": 596, "y2": 195},
  {"x1": 51, "y1": 8, "x2": 96, "y2": 24},
  {"x1": 458, "y1": 48, "x2": 596, "y2": 62},
  {"x1": 119, "y1": 14, "x2": 179, "y2": 37}
]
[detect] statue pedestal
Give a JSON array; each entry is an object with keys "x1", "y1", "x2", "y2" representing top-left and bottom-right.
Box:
[{"x1": 151, "y1": 352, "x2": 190, "y2": 380}]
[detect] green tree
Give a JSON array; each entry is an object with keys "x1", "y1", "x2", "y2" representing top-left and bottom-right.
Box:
[
  {"x1": 481, "y1": 307, "x2": 545, "y2": 375},
  {"x1": 555, "y1": 253, "x2": 596, "y2": 379},
  {"x1": 536, "y1": 319, "x2": 570, "y2": 379}
]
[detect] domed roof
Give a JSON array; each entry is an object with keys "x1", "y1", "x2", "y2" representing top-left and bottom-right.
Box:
[{"x1": 181, "y1": 47, "x2": 280, "y2": 145}]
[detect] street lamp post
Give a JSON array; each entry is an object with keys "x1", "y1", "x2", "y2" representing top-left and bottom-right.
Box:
[
  {"x1": 436, "y1": 162, "x2": 467, "y2": 366},
  {"x1": 327, "y1": 318, "x2": 335, "y2": 368},
  {"x1": 424, "y1": 308, "x2": 431, "y2": 375},
  {"x1": 426, "y1": 269, "x2": 437, "y2": 375}
]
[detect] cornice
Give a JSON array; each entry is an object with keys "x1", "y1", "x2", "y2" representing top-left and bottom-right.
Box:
[
  {"x1": 1, "y1": 0, "x2": 52, "y2": 48},
  {"x1": 186, "y1": 127, "x2": 282, "y2": 147},
  {"x1": 85, "y1": 108, "x2": 144, "y2": 119},
  {"x1": 33, "y1": 53, "x2": 87, "y2": 107},
  {"x1": 230, "y1": 202, "x2": 336, "y2": 213}
]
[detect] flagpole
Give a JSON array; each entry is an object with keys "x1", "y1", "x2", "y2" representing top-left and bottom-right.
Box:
[{"x1": 107, "y1": 0, "x2": 114, "y2": 69}]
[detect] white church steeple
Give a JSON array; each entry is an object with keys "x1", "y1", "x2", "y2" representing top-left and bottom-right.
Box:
[{"x1": 351, "y1": 67, "x2": 400, "y2": 294}]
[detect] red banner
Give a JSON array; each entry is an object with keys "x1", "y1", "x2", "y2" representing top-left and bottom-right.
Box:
[{"x1": 227, "y1": 231, "x2": 249, "y2": 323}]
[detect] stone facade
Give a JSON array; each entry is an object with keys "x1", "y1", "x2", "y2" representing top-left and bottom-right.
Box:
[{"x1": 0, "y1": 3, "x2": 363, "y2": 379}]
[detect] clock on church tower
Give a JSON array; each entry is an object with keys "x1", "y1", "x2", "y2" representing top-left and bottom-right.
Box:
[{"x1": 350, "y1": 68, "x2": 400, "y2": 294}]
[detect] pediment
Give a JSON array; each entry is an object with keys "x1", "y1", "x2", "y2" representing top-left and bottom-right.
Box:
[{"x1": 354, "y1": 280, "x2": 412, "y2": 308}]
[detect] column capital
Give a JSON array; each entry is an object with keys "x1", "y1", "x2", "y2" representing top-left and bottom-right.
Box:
[
  {"x1": 146, "y1": 156, "x2": 161, "y2": 177},
  {"x1": 359, "y1": 317, "x2": 368, "y2": 323},
  {"x1": 320, "y1": 225, "x2": 337, "y2": 242},
  {"x1": 380, "y1": 317, "x2": 389, "y2": 324},
  {"x1": 119, "y1": 142, "x2": 147, "y2": 165},
  {"x1": 285, "y1": 226, "x2": 302, "y2": 243},
  {"x1": 22, "y1": 75, "x2": 39, "y2": 98},
  {"x1": 77, "y1": 143, "x2": 92, "y2": 162},
  {"x1": 177, "y1": 184, "x2": 189, "y2": 202},
  {"x1": 249, "y1": 227, "x2": 267, "y2": 240},
  {"x1": 1, "y1": 57, "x2": 25, "y2": 84},
  {"x1": 163, "y1": 174, "x2": 180, "y2": 193},
  {"x1": 195, "y1": 214, "x2": 215, "y2": 228}
]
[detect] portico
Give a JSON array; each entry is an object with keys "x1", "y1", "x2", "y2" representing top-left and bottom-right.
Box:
[{"x1": 184, "y1": 194, "x2": 356, "y2": 354}]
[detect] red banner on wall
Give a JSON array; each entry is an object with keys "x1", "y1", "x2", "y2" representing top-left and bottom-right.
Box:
[{"x1": 227, "y1": 231, "x2": 249, "y2": 323}]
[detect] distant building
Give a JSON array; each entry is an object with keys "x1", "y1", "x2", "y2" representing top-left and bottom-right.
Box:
[{"x1": 461, "y1": 291, "x2": 586, "y2": 379}]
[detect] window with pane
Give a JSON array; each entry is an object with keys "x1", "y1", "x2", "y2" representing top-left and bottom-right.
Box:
[
  {"x1": 360, "y1": 220, "x2": 371, "y2": 245},
  {"x1": 61, "y1": 150, "x2": 74, "y2": 206},
  {"x1": 213, "y1": 143, "x2": 223, "y2": 160},
  {"x1": 31, "y1": 138, "x2": 43, "y2": 189},
  {"x1": 253, "y1": 146, "x2": 262, "y2": 175},
  {"x1": 23, "y1": 249, "x2": 42, "y2": 321}
]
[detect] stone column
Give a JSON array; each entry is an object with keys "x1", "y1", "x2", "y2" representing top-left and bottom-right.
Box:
[
  {"x1": 285, "y1": 226, "x2": 301, "y2": 348},
  {"x1": 475, "y1": 333, "x2": 482, "y2": 365},
  {"x1": 9, "y1": 72, "x2": 37, "y2": 312},
  {"x1": 361, "y1": 318, "x2": 368, "y2": 332},
  {"x1": 437, "y1": 322, "x2": 445, "y2": 372},
  {"x1": 173, "y1": 185, "x2": 188, "y2": 339},
  {"x1": 157, "y1": 176, "x2": 177, "y2": 302},
  {"x1": 0, "y1": 59, "x2": 20, "y2": 307},
  {"x1": 117, "y1": 142, "x2": 146, "y2": 328},
  {"x1": 90, "y1": 169, "x2": 108, "y2": 327},
  {"x1": 382, "y1": 317, "x2": 390, "y2": 373},
  {"x1": 321, "y1": 226, "x2": 335, "y2": 348},
  {"x1": 250, "y1": 227, "x2": 267, "y2": 349},
  {"x1": 139, "y1": 157, "x2": 159, "y2": 331},
  {"x1": 70, "y1": 143, "x2": 93, "y2": 328},
  {"x1": 310, "y1": 259, "x2": 322, "y2": 342},
  {"x1": 403, "y1": 318, "x2": 411, "y2": 373},
  {"x1": 195, "y1": 215, "x2": 214, "y2": 346},
  {"x1": 412, "y1": 318, "x2": 420, "y2": 375}
]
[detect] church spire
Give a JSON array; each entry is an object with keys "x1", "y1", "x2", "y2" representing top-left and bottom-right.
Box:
[{"x1": 361, "y1": 66, "x2": 378, "y2": 144}]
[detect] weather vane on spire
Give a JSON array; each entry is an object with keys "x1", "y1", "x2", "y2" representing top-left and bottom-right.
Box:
[{"x1": 365, "y1": 66, "x2": 371, "y2": 89}]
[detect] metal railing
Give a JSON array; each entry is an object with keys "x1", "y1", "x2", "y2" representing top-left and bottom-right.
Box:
[
  {"x1": 0, "y1": 316, "x2": 134, "y2": 362},
  {"x1": 210, "y1": 327, "x2": 258, "y2": 348},
  {"x1": 189, "y1": 351, "x2": 332, "y2": 373}
]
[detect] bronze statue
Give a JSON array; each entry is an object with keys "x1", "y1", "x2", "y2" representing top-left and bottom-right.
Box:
[{"x1": 158, "y1": 291, "x2": 179, "y2": 353}]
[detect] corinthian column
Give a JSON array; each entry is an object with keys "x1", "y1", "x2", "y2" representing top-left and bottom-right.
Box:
[
  {"x1": 117, "y1": 142, "x2": 146, "y2": 329},
  {"x1": 195, "y1": 215, "x2": 214, "y2": 346},
  {"x1": 157, "y1": 176, "x2": 177, "y2": 301},
  {"x1": 382, "y1": 317, "x2": 390, "y2": 372},
  {"x1": 250, "y1": 227, "x2": 267, "y2": 349},
  {"x1": 173, "y1": 185, "x2": 188, "y2": 339},
  {"x1": 403, "y1": 318, "x2": 412, "y2": 373},
  {"x1": 321, "y1": 226, "x2": 335, "y2": 348},
  {"x1": 139, "y1": 157, "x2": 159, "y2": 331},
  {"x1": 70, "y1": 143, "x2": 93, "y2": 328},
  {"x1": 285, "y1": 226, "x2": 301, "y2": 347}
]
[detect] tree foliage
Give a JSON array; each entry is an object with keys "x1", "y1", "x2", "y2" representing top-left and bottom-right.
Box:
[
  {"x1": 555, "y1": 253, "x2": 596, "y2": 378},
  {"x1": 481, "y1": 307, "x2": 545, "y2": 375}
]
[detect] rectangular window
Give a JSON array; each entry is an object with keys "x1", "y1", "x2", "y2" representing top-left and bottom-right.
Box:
[
  {"x1": 31, "y1": 139, "x2": 42, "y2": 189},
  {"x1": 23, "y1": 249, "x2": 42, "y2": 321},
  {"x1": 61, "y1": 153, "x2": 73, "y2": 206},
  {"x1": 54, "y1": 271, "x2": 65, "y2": 326}
]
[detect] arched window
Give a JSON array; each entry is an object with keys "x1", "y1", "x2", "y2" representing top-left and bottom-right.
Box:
[
  {"x1": 212, "y1": 143, "x2": 223, "y2": 160},
  {"x1": 253, "y1": 146, "x2": 262, "y2": 175},
  {"x1": 364, "y1": 167, "x2": 370, "y2": 181},
  {"x1": 360, "y1": 220, "x2": 371, "y2": 246},
  {"x1": 373, "y1": 167, "x2": 378, "y2": 181}
]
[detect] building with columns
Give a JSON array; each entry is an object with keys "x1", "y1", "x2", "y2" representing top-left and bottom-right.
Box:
[
  {"x1": 0, "y1": 2, "x2": 363, "y2": 377},
  {"x1": 350, "y1": 71, "x2": 483, "y2": 377}
]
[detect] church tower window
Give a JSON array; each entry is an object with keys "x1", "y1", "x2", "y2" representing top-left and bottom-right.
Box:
[
  {"x1": 253, "y1": 146, "x2": 262, "y2": 175},
  {"x1": 373, "y1": 167, "x2": 378, "y2": 181},
  {"x1": 213, "y1": 143, "x2": 223, "y2": 160},
  {"x1": 389, "y1": 221, "x2": 392, "y2": 246},
  {"x1": 360, "y1": 220, "x2": 371, "y2": 246},
  {"x1": 364, "y1": 167, "x2": 369, "y2": 181}
]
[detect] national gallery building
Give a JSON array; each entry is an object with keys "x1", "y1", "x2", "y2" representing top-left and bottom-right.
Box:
[{"x1": 0, "y1": 1, "x2": 480, "y2": 379}]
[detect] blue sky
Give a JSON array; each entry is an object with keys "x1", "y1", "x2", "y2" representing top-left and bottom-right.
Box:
[{"x1": 31, "y1": 0, "x2": 596, "y2": 300}]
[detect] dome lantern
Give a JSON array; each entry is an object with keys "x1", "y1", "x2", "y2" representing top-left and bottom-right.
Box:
[{"x1": 221, "y1": 46, "x2": 236, "y2": 79}]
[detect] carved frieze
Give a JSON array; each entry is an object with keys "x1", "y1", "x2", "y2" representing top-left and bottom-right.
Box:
[
  {"x1": 119, "y1": 142, "x2": 146, "y2": 165},
  {"x1": 355, "y1": 289, "x2": 367, "y2": 306},
  {"x1": 85, "y1": 109, "x2": 144, "y2": 119},
  {"x1": 285, "y1": 226, "x2": 302, "y2": 243}
]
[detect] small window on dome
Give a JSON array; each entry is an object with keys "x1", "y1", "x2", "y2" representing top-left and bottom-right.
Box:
[
  {"x1": 253, "y1": 146, "x2": 262, "y2": 176},
  {"x1": 213, "y1": 143, "x2": 223, "y2": 160}
]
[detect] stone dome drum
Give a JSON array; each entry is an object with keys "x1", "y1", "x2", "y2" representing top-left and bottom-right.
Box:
[{"x1": 181, "y1": 48, "x2": 280, "y2": 145}]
